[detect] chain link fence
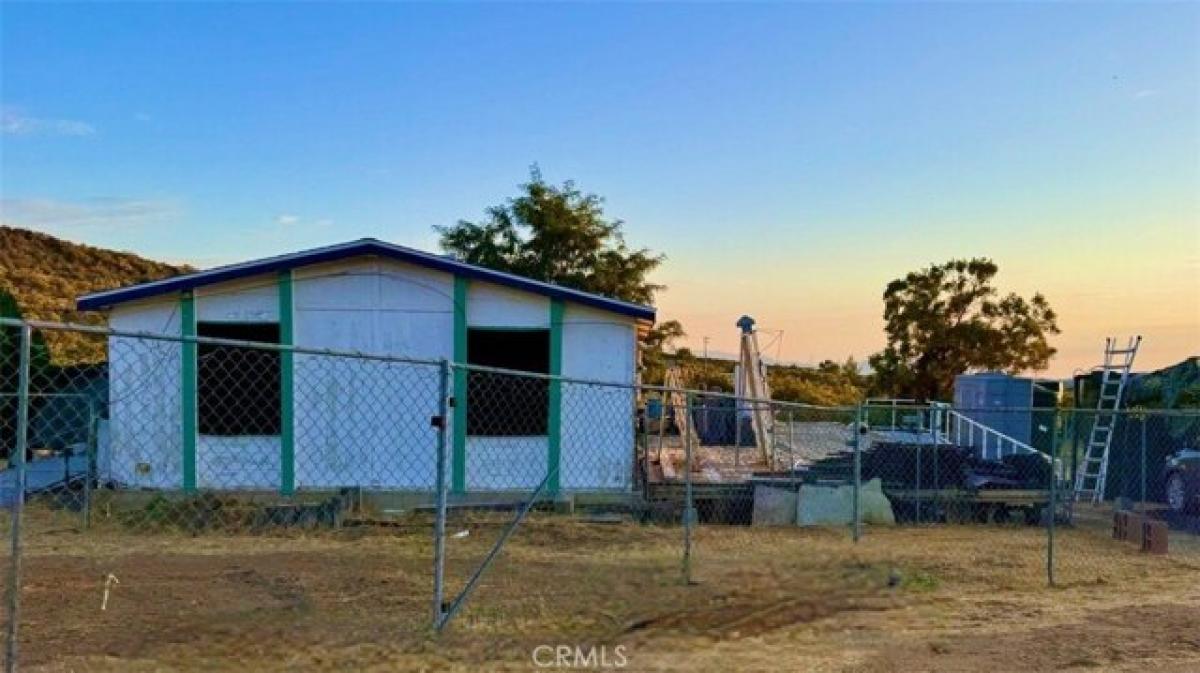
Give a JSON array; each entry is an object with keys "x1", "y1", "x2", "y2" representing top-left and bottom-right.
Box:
[
  {"x1": 2, "y1": 317, "x2": 1198, "y2": 670},
  {"x1": 855, "y1": 402, "x2": 1200, "y2": 587}
]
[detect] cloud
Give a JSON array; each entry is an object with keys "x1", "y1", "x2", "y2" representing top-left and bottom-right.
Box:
[
  {"x1": 1134, "y1": 89, "x2": 1160, "y2": 99},
  {"x1": 0, "y1": 196, "x2": 178, "y2": 230},
  {"x1": 1, "y1": 106, "x2": 95, "y2": 136},
  {"x1": 246, "y1": 214, "x2": 337, "y2": 246},
  {"x1": 271, "y1": 213, "x2": 334, "y2": 229}
]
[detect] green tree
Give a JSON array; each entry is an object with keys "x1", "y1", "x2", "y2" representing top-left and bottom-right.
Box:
[
  {"x1": 770, "y1": 357, "x2": 867, "y2": 405},
  {"x1": 868, "y1": 258, "x2": 1059, "y2": 402},
  {"x1": 639, "y1": 319, "x2": 685, "y2": 384},
  {"x1": 642, "y1": 319, "x2": 685, "y2": 354},
  {"x1": 1, "y1": 289, "x2": 52, "y2": 459},
  {"x1": 437, "y1": 167, "x2": 683, "y2": 377},
  {"x1": 436, "y1": 166, "x2": 664, "y2": 305},
  {"x1": 0, "y1": 288, "x2": 52, "y2": 376}
]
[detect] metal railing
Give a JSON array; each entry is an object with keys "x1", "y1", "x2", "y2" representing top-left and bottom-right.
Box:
[
  {"x1": 864, "y1": 397, "x2": 918, "y2": 431},
  {"x1": 944, "y1": 407, "x2": 1041, "y2": 459}
]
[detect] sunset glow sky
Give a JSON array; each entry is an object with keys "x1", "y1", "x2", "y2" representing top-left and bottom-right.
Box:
[{"x1": 2, "y1": 3, "x2": 1197, "y2": 376}]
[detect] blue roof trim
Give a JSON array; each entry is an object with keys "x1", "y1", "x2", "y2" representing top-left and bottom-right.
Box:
[{"x1": 76, "y1": 238, "x2": 657, "y2": 321}]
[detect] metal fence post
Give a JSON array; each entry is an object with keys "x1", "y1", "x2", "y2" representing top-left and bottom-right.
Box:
[
  {"x1": 931, "y1": 400, "x2": 940, "y2": 506},
  {"x1": 657, "y1": 392, "x2": 667, "y2": 470},
  {"x1": 853, "y1": 403, "x2": 862, "y2": 543},
  {"x1": 1047, "y1": 427, "x2": 1057, "y2": 588},
  {"x1": 915, "y1": 428, "x2": 923, "y2": 525},
  {"x1": 931, "y1": 405, "x2": 941, "y2": 490},
  {"x1": 5, "y1": 324, "x2": 32, "y2": 673},
  {"x1": 1070, "y1": 409, "x2": 1080, "y2": 485},
  {"x1": 682, "y1": 392, "x2": 695, "y2": 585},
  {"x1": 733, "y1": 395, "x2": 741, "y2": 468},
  {"x1": 787, "y1": 408, "x2": 795, "y2": 472},
  {"x1": 1139, "y1": 415, "x2": 1147, "y2": 508},
  {"x1": 640, "y1": 398, "x2": 649, "y2": 496},
  {"x1": 84, "y1": 397, "x2": 96, "y2": 530},
  {"x1": 431, "y1": 359, "x2": 450, "y2": 628}
]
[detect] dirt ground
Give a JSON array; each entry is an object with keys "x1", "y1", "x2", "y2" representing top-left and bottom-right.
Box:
[{"x1": 2, "y1": 509, "x2": 1199, "y2": 672}]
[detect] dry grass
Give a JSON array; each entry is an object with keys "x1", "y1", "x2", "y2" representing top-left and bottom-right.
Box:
[{"x1": 2, "y1": 507, "x2": 1199, "y2": 672}]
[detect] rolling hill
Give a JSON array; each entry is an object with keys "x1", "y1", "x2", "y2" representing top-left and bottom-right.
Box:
[{"x1": 0, "y1": 226, "x2": 191, "y2": 363}]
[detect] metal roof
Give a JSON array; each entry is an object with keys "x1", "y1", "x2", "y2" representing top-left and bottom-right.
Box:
[{"x1": 76, "y1": 238, "x2": 657, "y2": 320}]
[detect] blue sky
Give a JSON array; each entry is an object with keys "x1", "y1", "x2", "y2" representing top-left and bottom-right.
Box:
[{"x1": 2, "y1": 2, "x2": 1197, "y2": 372}]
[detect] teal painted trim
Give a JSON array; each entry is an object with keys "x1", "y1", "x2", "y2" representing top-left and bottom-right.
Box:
[
  {"x1": 451, "y1": 276, "x2": 469, "y2": 494},
  {"x1": 547, "y1": 299, "x2": 564, "y2": 495},
  {"x1": 180, "y1": 292, "x2": 197, "y2": 492},
  {"x1": 278, "y1": 270, "x2": 295, "y2": 496}
]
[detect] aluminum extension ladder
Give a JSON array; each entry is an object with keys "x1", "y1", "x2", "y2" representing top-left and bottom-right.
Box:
[{"x1": 1073, "y1": 336, "x2": 1141, "y2": 503}]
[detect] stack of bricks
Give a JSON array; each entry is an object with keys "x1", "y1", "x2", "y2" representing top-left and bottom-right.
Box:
[{"x1": 1112, "y1": 510, "x2": 1169, "y2": 554}]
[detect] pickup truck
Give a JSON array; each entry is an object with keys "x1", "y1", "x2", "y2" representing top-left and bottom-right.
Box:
[{"x1": 1164, "y1": 449, "x2": 1200, "y2": 513}]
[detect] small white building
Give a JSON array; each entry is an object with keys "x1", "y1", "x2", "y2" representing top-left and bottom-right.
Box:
[{"x1": 77, "y1": 239, "x2": 655, "y2": 496}]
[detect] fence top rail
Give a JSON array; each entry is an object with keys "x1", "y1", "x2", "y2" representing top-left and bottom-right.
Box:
[
  {"x1": 0, "y1": 392, "x2": 96, "y2": 399},
  {"x1": 1, "y1": 316, "x2": 446, "y2": 368},
  {"x1": 863, "y1": 401, "x2": 1200, "y2": 417},
  {"x1": 0, "y1": 316, "x2": 857, "y2": 413},
  {"x1": 7, "y1": 317, "x2": 1199, "y2": 417}
]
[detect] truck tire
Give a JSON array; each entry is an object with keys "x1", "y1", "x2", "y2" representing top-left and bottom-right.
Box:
[{"x1": 1166, "y1": 472, "x2": 1193, "y2": 514}]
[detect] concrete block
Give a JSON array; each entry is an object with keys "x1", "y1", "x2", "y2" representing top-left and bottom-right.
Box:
[
  {"x1": 796, "y1": 478, "x2": 895, "y2": 527},
  {"x1": 752, "y1": 485, "x2": 798, "y2": 526},
  {"x1": 1141, "y1": 519, "x2": 1169, "y2": 554},
  {"x1": 553, "y1": 495, "x2": 576, "y2": 514},
  {"x1": 1113, "y1": 510, "x2": 1131, "y2": 541}
]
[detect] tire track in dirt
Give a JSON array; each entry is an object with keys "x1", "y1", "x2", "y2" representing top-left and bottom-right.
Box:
[
  {"x1": 852, "y1": 601, "x2": 1200, "y2": 672},
  {"x1": 624, "y1": 589, "x2": 908, "y2": 641}
]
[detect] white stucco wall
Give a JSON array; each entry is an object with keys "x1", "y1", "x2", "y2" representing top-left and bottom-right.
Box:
[
  {"x1": 195, "y1": 274, "x2": 279, "y2": 323},
  {"x1": 292, "y1": 258, "x2": 451, "y2": 489},
  {"x1": 467, "y1": 282, "x2": 549, "y2": 328},
  {"x1": 560, "y1": 304, "x2": 637, "y2": 490},
  {"x1": 107, "y1": 298, "x2": 183, "y2": 488},
  {"x1": 102, "y1": 256, "x2": 640, "y2": 493}
]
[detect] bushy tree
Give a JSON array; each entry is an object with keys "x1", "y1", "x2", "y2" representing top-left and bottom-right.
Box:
[
  {"x1": 771, "y1": 375, "x2": 863, "y2": 406},
  {"x1": 868, "y1": 258, "x2": 1059, "y2": 402},
  {"x1": 436, "y1": 167, "x2": 664, "y2": 305},
  {"x1": 817, "y1": 356, "x2": 866, "y2": 390},
  {"x1": 437, "y1": 167, "x2": 680, "y2": 378},
  {"x1": 771, "y1": 357, "x2": 867, "y2": 406},
  {"x1": 639, "y1": 320, "x2": 685, "y2": 384}
]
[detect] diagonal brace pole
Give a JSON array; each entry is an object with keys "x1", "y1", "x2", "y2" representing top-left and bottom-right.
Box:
[{"x1": 435, "y1": 465, "x2": 559, "y2": 632}]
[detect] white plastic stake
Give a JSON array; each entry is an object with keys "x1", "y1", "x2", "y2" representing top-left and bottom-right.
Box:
[{"x1": 101, "y1": 573, "x2": 119, "y2": 611}]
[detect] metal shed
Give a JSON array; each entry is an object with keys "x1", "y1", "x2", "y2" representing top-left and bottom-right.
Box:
[
  {"x1": 953, "y1": 372, "x2": 1059, "y2": 454},
  {"x1": 77, "y1": 239, "x2": 655, "y2": 496}
]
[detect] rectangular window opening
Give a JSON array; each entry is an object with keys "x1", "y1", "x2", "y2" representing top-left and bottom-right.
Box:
[
  {"x1": 197, "y1": 322, "x2": 281, "y2": 436},
  {"x1": 466, "y1": 329, "x2": 550, "y2": 437}
]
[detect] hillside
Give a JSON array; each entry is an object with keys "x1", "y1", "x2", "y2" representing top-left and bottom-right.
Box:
[{"x1": 0, "y1": 226, "x2": 191, "y2": 363}]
